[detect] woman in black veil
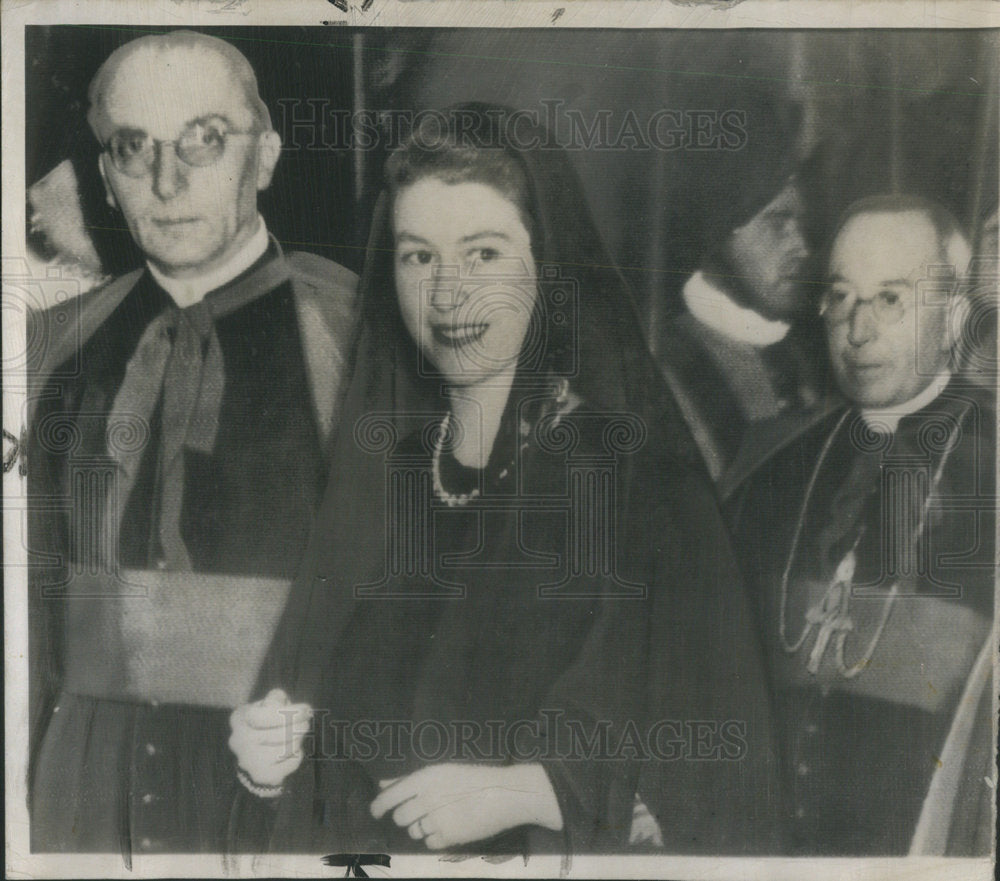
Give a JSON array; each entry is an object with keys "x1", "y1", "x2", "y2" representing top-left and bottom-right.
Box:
[{"x1": 229, "y1": 104, "x2": 782, "y2": 855}]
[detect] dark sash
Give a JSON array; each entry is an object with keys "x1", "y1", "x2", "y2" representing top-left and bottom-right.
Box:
[
  {"x1": 63, "y1": 570, "x2": 291, "y2": 708},
  {"x1": 772, "y1": 588, "x2": 991, "y2": 713}
]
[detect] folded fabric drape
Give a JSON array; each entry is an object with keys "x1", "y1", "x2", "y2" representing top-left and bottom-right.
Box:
[{"x1": 104, "y1": 256, "x2": 293, "y2": 568}]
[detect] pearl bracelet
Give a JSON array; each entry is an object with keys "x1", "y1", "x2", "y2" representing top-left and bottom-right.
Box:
[{"x1": 236, "y1": 766, "x2": 284, "y2": 799}]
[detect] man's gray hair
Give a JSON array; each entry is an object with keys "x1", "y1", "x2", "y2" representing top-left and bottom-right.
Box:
[
  {"x1": 833, "y1": 193, "x2": 973, "y2": 282},
  {"x1": 87, "y1": 30, "x2": 273, "y2": 139}
]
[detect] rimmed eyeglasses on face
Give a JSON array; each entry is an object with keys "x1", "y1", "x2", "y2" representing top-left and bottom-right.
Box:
[
  {"x1": 819, "y1": 285, "x2": 907, "y2": 325},
  {"x1": 103, "y1": 117, "x2": 257, "y2": 179}
]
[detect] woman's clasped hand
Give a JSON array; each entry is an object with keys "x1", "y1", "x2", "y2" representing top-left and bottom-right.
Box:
[{"x1": 371, "y1": 763, "x2": 564, "y2": 851}]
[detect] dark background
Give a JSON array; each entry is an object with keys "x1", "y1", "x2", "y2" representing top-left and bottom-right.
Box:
[{"x1": 26, "y1": 26, "x2": 998, "y2": 346}]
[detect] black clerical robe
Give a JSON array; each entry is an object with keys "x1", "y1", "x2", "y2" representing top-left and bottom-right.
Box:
[
  {"x1": 726, "y1": 379, "x2": 995, "y2": 855},
  {"x1": 26, "y1": 243, "x2": 357, "y2": 854}
]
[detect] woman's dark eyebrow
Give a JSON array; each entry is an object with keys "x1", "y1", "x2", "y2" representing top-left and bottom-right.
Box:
[
  {"x1": 459, "y1": 231, "x2": 511, "y2": 244},
  {"x1": 825, "y1": 274, "x2": 911, "y2": 289},
  {"x1": 395, "y1": 231, "x2": 511, "y2": 246},
  {"x1": 395, "y1": 232, "x2": 433, "y2": 247}
]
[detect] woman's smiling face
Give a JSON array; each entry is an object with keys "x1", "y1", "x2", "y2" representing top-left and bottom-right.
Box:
[{"x1": 393, "y1": 178, "x2": 538, "y2": 387}]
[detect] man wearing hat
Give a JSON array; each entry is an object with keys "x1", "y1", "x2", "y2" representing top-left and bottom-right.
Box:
[
  {"x1": 655, "y1": 95, "x2": 824, "y2": 483},
  {"x1": 27, "y1": 31, "x2": 357, "y2": 854}
]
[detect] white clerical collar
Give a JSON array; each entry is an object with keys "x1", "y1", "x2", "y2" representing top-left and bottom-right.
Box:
[
  {"x1": 860, "y1": 371, "x2": 952, "y2": 434},
  {"x1": 683, "y1": 270, "x2": 791, "y2": 347},
  {"x1": 147, "y1": 216, "x2": 270, "y2": 308}
]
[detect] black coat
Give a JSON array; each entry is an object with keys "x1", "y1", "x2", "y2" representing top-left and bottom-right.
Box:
[{"x1": 254, "y1": 387, "x2": 783, "y2": 855}]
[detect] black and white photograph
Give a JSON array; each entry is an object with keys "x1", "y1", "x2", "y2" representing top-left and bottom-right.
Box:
[{"x1": 3, "y1": 2, "x2": 997, "y2": 878}]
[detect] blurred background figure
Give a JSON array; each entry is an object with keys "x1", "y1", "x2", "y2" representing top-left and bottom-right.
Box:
[{"x1": 653, "y1": 89, "x2": 824, "y2": 482}]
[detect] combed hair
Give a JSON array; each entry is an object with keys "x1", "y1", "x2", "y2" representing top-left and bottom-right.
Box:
[
  {"x1": 834, "y1": 194, "x2": 973, "y2": 281},
  {"x1": 87, "y1": 30, "x2": 272, "y2": 138},
  {"x1": 384, "y1": 114, "x2": 537, "y2": 246}
]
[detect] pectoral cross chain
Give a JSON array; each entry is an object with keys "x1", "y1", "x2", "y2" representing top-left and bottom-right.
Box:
[{"x1": 804, "y1": 550, "x2": 856, "y2": 675}]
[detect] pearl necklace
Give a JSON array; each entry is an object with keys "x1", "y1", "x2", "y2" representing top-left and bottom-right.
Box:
[
  {"x1": 432, "y1": 413, "x2": 481, "y2": 507},
  {"x1": 778, "y1": 407, "x2": 960, "y2": 679}
]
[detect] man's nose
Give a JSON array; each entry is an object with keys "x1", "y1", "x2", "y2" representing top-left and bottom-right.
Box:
[
  {"x1": 151, "y1": 141, "x2": 187, "y2": 201},
  {"x1": 847, "y1": 299, "x2": 878, "y2": 346}
]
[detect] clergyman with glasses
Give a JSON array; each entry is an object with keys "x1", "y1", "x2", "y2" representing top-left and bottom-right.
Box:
[
  {"x1": 723, "y1": 194, "x2": 995, "y2": 855},
  {"x1": 26, "y1": 30, "x2": 357, "y2": 854}
]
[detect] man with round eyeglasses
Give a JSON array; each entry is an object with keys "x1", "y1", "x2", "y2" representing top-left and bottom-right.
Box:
[
  {"x1": 87, "y1": 31, "x2": 278, "y2": 282},
  {"x1": 724, "y1": 194, "x2": 995, "y2": 855},
  {"x1": 820, "y1": 200, "x2": 972, "y2": 414},
  {"x1": 27, "y1": 30, "x2": 358, "y2": 854}
]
